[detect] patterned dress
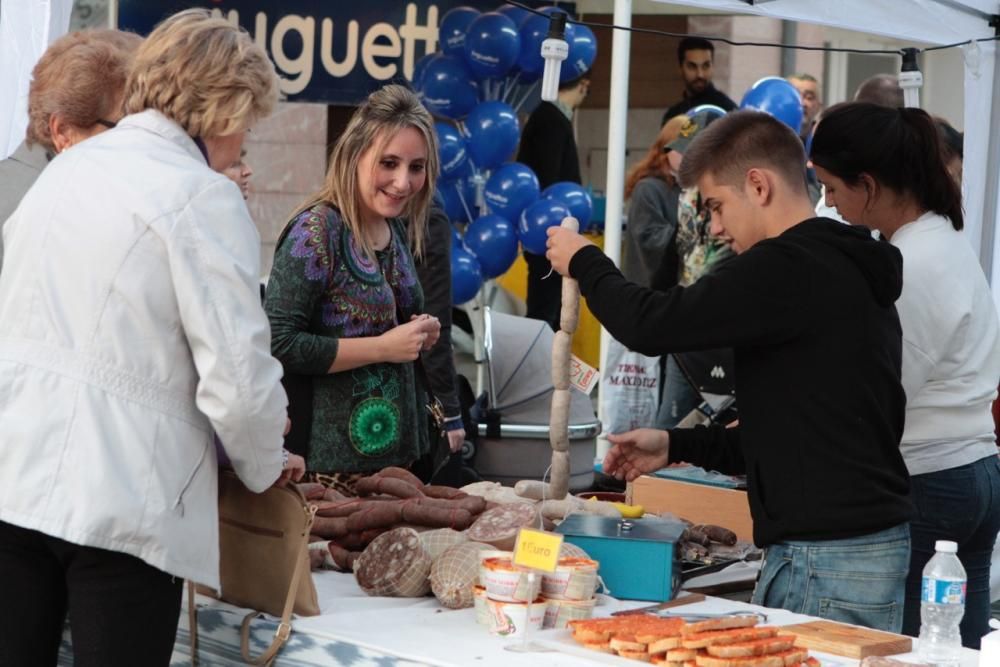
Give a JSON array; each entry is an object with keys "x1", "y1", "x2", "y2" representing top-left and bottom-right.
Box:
[{"x1": 265, "y1": 203, "x2": 428, "y2": 474}]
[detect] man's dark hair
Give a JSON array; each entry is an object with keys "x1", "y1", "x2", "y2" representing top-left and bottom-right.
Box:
[
  {"x1": 677, "y1": 37, "x2": 714, "y2": 65},
  {"x1": 853, "y1": 74, "x2": 904, "y2": 108},
  {"x1": 811, "y1": 102, "x2": 963, "y2": 230},
  {"x1": 678, "y1": 110, "x2": 808, "y2": 194}
]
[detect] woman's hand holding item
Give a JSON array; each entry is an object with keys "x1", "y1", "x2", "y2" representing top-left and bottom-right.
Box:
[
  {"x1": 410, "y1": 313, "x2": 441, "y2": 350},
  {"x1": 378, "y1": 316, "x2": 440, "y2": 362},
  {"x1": 275, "y1": 451, "x2": 306, "y2": 487}
]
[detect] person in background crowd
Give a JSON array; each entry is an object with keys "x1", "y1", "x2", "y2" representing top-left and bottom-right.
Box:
[
  {"x1": 787, "y1": 73, "x2": 822, "y2": 140},
  {"x1": 265, "y1": 84, "x2": 441, "y2": 496},
  {"x1": 516, "y1": 70, "x2": 590, "y2": 331},
  {"x1": 661, "y1": 37, "x2": 737, "y2": 126},
  {"x1": 221, "y1": 147, "x2": 253, "y2": 200},
  {"x1": 0, "y1": 28, "x2": 141, "y2": 268},
  {"x1": 935, "y1": 117, "x2": 964, "y2": 186},
  {"x1": 408, "y1": 196, "x2": 466, "y2": 480},
  {"x1": 0, "y1": 11, "x2": 301, "y2": 665},
  {"x1": 647, "y1": 111, "x2": 734, "y2": 431},
  {"x1": 621, "y1": 115, "x2": 687, "y2": 287},
  {"x1": 855, "y1": 73, "x2": 904, "y2": 108},
  {"x1": 547, "y1": 111, "x2": 912, "y2": 632},
  {"x1": 812, "y1": 102, "x2": 1000, "y2": 649}
]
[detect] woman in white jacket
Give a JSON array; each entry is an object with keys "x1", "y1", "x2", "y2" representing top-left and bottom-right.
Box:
[
  {"x1": 0, "y1": 10, "x2": 302, "y2": 665},
  {"x1": 812, "y1": 102, "x2": 1000, "y2": 649}
]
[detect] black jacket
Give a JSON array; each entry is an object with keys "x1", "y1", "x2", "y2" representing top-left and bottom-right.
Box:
[
  {"x1": 516, "y1": 101, "x2": 581, "y2": 189},
  {"x1": 570, "y1": 218, "x2": 911, "y2": 546},
  {"x1": 662, "y1": 84, "x2": 738, "y2": 126},
  {"x1": 412, "y1": 204, "x2": 460, "y2": 417}
]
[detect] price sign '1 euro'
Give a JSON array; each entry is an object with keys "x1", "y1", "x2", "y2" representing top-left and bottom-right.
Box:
[
  {"x1": 513, "y1": 528, "x2": 563, "y2": 573},
  {"x1": 569, "y1": 355, "x2": 600, "y2": 395}
]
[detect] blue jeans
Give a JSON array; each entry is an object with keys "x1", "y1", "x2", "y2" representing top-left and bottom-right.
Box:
[
  {"x1": 752, "y1": 523, "x2": 910, "y2": 632},
  {"x1": 654, "y1": 355, "x2": 700, "y2": 429},
  {"x1": 902, "y1": 455, "x2": 1000, "y2": 648}
]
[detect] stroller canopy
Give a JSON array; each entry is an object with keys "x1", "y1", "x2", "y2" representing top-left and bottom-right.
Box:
[{"x1": 485, "y1": 310, "x2": 598, "y2": 429}]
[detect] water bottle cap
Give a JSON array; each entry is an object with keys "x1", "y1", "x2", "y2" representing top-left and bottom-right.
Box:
[{"x1": 935, "y1": 540, "x2": 958, "y2": 553}]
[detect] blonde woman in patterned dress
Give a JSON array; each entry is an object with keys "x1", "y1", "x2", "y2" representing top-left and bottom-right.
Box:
[{"x1": 265, "y1": 85, "x2": 441, "y2": 493}]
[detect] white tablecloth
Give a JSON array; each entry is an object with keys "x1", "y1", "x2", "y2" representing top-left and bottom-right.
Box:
[{"x1": 159, "y1": 571, "x2": 980, "y2": 667}]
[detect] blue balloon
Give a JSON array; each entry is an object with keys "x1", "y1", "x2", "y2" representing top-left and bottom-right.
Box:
[
  {"x1": 542, "y1": 182, "x2": 592, "y2": 226},
  {"x1": 419, "y1": 54, "x2": 478, "y2": 119},
  {"x1": 464, "y1": 12, "x2": 520, "y2": 81},
  {"x1": 484, "y1": 162, "x2": 540, "y2": 222},
  {"x1": 497, "y1": 5, "x2": 531, "y2": 28},
  {"x1": 465, "y1": 101, "x2": 520, "y2": 170},
  {"x1": 561, "y1": 23, "x2": 597, "y2": 83},
  {"x1": 464, "y1": 214, "x2": 519, "y2": 278},
  {"x1": 517, "y1": 8, "x2": 574, "y2": 76},
  {"x1": 411, "y1": 52, "x2": 436, "y2": 89},
  {"x1": 740, "y1": 77, "x2": 803, "y2": 133},
  {"x1": 519, "y1": 199, "x2": 570, "y2": 255},
  {"x1": 439, "y1": 7, "x2": 480, "y2": 57},
  {"x1": 435, "y1": 121, "x2": 472, "y2": 182},
  {"x1": 438, "y1": 177, "x2": 477, "y2": 223},
  {"x1": 689, "y1": 104, "x2": 727, "y2": 120},
  {"x1": 451, "y1": 223, "x2": 465, "y2": 250},
  {"x1": 452, "y1": 247, "x2": 484, "y2": 304}
]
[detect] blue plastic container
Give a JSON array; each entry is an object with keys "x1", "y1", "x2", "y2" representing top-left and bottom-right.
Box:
[{"x1": 555, "y1": 514, "x2": 684, "y2": 602}]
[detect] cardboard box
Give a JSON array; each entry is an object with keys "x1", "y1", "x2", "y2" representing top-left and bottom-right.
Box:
[{"x1": 627, "y1": 476, "x2": 754, "y2": 542}]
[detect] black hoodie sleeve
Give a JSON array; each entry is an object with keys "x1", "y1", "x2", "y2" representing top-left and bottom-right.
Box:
[
  {"x1": 668, "y1": 424, "x2": 745, "y2": 475},
  {"x1": 568, "y1": 242, "x2": 809, "y2": 355}
]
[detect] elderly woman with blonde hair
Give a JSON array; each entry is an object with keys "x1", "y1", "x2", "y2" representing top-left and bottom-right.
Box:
[
  {"x1": 265, "y1": 84, "x2": 442, "y2": 493},
  {"x1": 0, "y1": 9, "x2": 302, "y2": 665},
  {"x1": 0, "y1": 28, "x2": 140, "y2": 262}
]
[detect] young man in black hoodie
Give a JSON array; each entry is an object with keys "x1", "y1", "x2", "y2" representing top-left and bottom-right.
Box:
[{"x1": 546, "y1": 111, "x2": 912, "y2": 632}]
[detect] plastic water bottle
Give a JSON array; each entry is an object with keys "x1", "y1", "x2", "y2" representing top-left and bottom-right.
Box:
[{"x1": 918, "y1": 540, "x2": 966, "y2": 667}]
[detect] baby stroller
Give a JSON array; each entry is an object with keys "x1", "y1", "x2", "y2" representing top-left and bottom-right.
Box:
[
  {"x1": 469, "y1": 309, "x2": 601, "y2": 491},
  {"x1": 672, "y1": 348, "x2": 738, "y2": 427}
]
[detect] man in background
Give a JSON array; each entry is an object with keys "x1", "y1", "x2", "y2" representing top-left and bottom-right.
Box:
[
  {"x1": 517, "y1": 72, "x2": 590, "y2": 331},
  {"x1": 787, "y1": 73, "x2": 822, "y2": 140},
  {"x1": 854, "y1": 74, "x2": 904, "y2": 107},
  {"x1": 661, "y1": 37, "x2": 737, "y2": 126}
]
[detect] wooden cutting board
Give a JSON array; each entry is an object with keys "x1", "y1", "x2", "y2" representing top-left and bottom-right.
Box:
[{"x1": 782, "y1": 620, "x2": 912, "y2": 658}]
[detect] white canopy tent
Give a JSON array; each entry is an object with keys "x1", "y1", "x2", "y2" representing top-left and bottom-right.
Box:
[{"x1": 596, "y1": 0, "x2": 1000, "y2": 452}]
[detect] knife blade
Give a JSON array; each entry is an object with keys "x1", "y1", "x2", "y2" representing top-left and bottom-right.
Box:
[{"x1": 611, "y1": 593, "x2": 706, "y2": 616}]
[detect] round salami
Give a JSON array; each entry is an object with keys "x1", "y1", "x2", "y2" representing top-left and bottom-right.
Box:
[
  {"x1": 354, "y1": 527, "x2": 432, "y2": 597},
  {"x1": 466, "y1": 503, "x2": 540, "y2": 550}
]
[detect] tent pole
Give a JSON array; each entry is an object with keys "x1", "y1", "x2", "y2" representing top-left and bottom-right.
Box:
[
  {"x1": 980, "y1": 41, "x2": 1000, "y2": 285},
  {"x1": 596, "y1": 0, "x2": 632, "y2": 459}
]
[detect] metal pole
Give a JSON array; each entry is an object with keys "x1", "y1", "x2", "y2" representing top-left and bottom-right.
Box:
[
  {"x1": 979, "y1": 42, "x2": 1000, "y2": 283},
  {"x1": 595, "y1": 0, "x2": 632, "y2": 459}
]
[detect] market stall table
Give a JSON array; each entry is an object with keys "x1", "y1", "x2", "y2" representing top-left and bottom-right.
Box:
[{"x1": 64, "y1": 570, "x2": 979, "y2": 667}]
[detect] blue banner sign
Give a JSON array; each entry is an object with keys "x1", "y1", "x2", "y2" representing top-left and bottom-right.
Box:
[{"x1": 118, "y1": 1, "x2": 568, "y2": 105}]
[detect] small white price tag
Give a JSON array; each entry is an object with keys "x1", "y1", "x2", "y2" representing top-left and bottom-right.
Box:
[{"x1": 569, "y1": 355, "x2": 600, "y2": 395}]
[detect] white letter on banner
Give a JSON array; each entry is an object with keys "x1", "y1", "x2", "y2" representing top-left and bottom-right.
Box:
[
  {"x1": 399, "y1": 3, "x2": 438, "y2": 81},
  {"x1": 321, "y1": 19, "x2": 359, "y2": 77},
  {"x1": 271, "y1": 15, "x2": 315, "y2": 95},
  {"x1": 362, "y1": 23, "x2": 402, "y2": 81},
  {"x1": 255, "y1": 13, "x2": 268, "y2": 53}
]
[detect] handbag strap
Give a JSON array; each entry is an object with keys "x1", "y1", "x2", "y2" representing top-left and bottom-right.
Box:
[
  {"x1": 188, "y1": 504, "x2": 317, "y2": 667},
  {"x1": 239, "y1": 504, "x2": 317, "y2": 666}
]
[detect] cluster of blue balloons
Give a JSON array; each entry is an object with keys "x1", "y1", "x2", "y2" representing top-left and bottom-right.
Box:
[
  {"x1": 416, "y1": 5, "x2": 598, "y2": 305},
  {"x1": 414, "y1": 6, "x2": 597, "y2": 121},
  {"x1": 449, "y1": 172, "x2": 593, "y2": 305}
]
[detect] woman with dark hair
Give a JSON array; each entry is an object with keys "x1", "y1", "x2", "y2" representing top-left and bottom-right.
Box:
[{"x1": 811, "y1": 102, "x2": 1000, "y2": 649}]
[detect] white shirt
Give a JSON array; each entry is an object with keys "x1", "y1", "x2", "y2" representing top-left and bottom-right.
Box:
[{"x1": 891, "y1": 212, "x2": 1000, "y2": 475}]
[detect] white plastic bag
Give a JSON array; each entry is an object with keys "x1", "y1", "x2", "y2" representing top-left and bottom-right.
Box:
[{"x1": 600, "y1": 337, "x2": 660, "y2": 434}]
